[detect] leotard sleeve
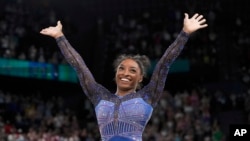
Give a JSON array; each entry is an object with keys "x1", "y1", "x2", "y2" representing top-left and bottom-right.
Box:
[
  {"x1": 56, "y1": 36, "x2": 110, "y2": 105},
  {"x1": 141, "y1": 30, "x2": 189, "y2": 107}
]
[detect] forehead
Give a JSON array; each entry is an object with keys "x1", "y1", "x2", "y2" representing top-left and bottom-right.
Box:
[{"x1": 119, "y1": 59, "x2": 139, "y2": 67}]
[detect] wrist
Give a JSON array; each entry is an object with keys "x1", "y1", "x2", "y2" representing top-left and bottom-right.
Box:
[
  {"x1": 54, "y1": 33, "x2": 64, "y2": 39},
  {"x1": 182, "y1": 28, "x2": 191, "y2": 35}
]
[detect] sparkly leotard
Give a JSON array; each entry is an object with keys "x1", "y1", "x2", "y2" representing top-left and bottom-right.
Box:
[{"x1": 56, "y1": 30, "x2": 189, "y2": 141}]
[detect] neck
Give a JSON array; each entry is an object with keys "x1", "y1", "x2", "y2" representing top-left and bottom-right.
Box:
[{"x1": 116, "y1": 89, "x2": 136, "y2": 96}]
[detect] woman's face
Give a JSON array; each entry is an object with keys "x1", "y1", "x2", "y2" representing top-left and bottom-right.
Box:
[{"x1": 115, "y1": 59, "x2": 143, "y2": 92}]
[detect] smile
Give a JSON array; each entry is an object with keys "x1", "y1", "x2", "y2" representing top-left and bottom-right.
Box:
[{"x1": 121, "y1": 78, "x2": 130, "y2": 82}]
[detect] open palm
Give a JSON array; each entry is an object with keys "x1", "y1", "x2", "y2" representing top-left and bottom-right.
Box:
[
  {"x1": 40, "y1": 21, "x2": 64, "y2": 38},
  {"x1": 183, "y1": 13, "x2": 208, "y2": 34}
]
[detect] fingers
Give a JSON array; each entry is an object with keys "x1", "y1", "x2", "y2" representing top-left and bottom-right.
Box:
[
  {"x1": 40, "y1": 28, "x2": 46, "y2": 33},
  {"x1": 200, "y1": 23, "x2": 208, "y2": 28},
  {"x1": 196, "y1": 15, "x2": 204, "y2": 21},
  {"x1": 57, "y1": 21, "x2": 61, "y2": 26},
  {"x1": 57, "y1": 20, "x2": 63, "y2": 29},
  {"x1": 184, "y1": 13, "x2": 189, "y2": 19},
  {"x1": 39, "y1": 21, "x2": 63, "y2": 38},
  {"x1": 199, "y1": 19, "x2": 207, "y2": 25},
  {"x1": 197, "y1": 18, "x2": 208, "y2": 29},
  {"x1": 40, "y1": 29, "x2": 48, "y2": 34},
  {"x1": 190, "y1": 13, "x2": 205, "y2": 21},
  {"x1": 40, "y1": 26, "x2": 54, "y2": 35},
  {"x1": 191, "y1": 13, "x2": 199, "y2": 20}
]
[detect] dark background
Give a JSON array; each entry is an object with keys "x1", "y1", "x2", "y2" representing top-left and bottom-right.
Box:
[
  {"x1": 1, "y1": 0, "x2": 249, "y2": 92},
  {"x1": 0, "y1": 1, "x2": 249, "y2": 140}
]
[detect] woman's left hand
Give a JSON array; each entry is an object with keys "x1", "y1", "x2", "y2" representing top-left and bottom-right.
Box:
[{"x1": 182, "y1": 13, "x2": 208, "y2": 34}]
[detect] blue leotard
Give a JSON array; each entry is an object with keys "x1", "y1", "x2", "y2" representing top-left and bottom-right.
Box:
[{"x1": 56, "y1": 30, "x2": 189, "y2": 141}]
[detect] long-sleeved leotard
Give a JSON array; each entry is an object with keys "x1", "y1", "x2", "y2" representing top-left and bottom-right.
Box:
[{"x1": 56, "y1": 30, "x2": 189, "y2": 141}]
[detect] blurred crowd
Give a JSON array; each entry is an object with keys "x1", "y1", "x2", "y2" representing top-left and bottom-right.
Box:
[
  {"x1": 0, "y1": 0, "x2": 250, "y2": 82},
  {"x1": 0, "y1": 89, "x2": 100, "y2": 141},
  {"x1": 0, "y1": 0, "x2": 250, "y2": 141},
  {"x1": 0, "y1": 86, "x2": 249, "y2": 141},
  {"x1": 0, "y1": 0, "x2": 67, "y2": 64}
]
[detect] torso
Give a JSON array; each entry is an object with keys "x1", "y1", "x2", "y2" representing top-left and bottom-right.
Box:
[{"x1": 95, "y1": 95, "x2": 153, "y2": 141}]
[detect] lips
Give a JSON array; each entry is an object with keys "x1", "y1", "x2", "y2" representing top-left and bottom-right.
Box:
[{"x1": 120, "y1": 78, "x2": 130, "y2": 82}]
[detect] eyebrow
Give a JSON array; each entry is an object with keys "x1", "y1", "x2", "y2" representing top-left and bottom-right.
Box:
[{"x1": 119, "y1": 64, "x2": 138, "y2": 69}]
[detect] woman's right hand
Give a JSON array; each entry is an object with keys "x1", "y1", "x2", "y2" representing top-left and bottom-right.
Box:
[{"x1": 40, "y1": 21, "x2": 64, "y2": 38}]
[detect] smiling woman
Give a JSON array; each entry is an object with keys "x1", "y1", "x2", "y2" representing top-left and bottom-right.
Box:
[
  {"x1": 113, "y1": 54, "x2": 151, "y2": 96},
  {"x1": 39, "y1": 13, "x2": 207, "y2": 141}
]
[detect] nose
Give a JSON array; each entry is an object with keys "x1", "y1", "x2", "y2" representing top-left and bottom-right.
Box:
[{"x1": 123, "y1": 69, "x2": 130, "y2": 76}]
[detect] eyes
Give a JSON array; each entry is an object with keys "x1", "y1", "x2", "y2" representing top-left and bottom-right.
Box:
[{"x1": 118, "y1": 66, "x2": 137, "y2": 74}]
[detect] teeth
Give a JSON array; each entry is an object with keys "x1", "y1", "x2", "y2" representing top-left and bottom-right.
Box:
[{"x1": 121, "y1": 78, "x2": 129, "y2": 82}]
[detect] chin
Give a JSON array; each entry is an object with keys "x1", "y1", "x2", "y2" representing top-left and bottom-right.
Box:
[{"x1": 118, "y1": 86, "x2": 133, "y2": 91}]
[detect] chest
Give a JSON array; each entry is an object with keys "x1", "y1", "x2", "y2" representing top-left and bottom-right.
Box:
[{"x1": 95, "y1": 98, "x2": 153, "y2": 124}]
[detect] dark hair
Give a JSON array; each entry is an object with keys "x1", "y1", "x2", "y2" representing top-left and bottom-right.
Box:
[{"x1": 113, "y1": 54, "x2": 151, "y2": 89}]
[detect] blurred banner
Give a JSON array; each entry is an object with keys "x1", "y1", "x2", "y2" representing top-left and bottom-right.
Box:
[{"x1": 0, "y1": 58, "x2": 78, "y2": 83}]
